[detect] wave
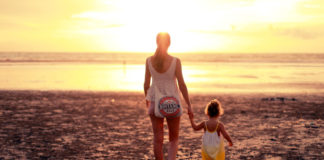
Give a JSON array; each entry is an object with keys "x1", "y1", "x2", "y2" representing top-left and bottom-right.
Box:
[{"x1": 1, "y1": 52, "x2": 324, "y2": 64}]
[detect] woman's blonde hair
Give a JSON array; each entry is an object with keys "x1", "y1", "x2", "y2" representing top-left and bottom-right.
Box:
[
  {"x1": 205, "y1": 99, "x2": 224, "y2": 117},
  {"x1": 153, "y1": 32, "x2": 170, "y2": 72}
]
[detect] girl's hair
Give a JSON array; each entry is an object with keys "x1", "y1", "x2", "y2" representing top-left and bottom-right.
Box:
[
  {"x1": 205, "y1": 99, "x2": 224, "y2": 117},
  {"x1": 153, "y1": 32, "x2": 170, "y2": 72}
]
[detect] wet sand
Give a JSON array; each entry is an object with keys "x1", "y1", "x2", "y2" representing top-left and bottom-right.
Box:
[{"x1": 0, "y1": 90, "x2": 323, "y2": 159}]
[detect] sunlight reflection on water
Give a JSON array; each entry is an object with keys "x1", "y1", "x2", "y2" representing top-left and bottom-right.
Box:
[{"x1": 0, "y1": 61, "x2": 324, "y2": 93}]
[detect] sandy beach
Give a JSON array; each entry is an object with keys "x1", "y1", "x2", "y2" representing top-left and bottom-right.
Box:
[{"x1": 0, "y1": 90, "x2": 323, "y2": 159}]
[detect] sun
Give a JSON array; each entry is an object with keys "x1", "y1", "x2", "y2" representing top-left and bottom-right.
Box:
[
  {"x1": 108, "y1": 0, "x2": 207, "y2": 53},
  {"x1": 69, "y1": 0, "x2": 303, "y2": 53},
  {"x1": 71, "y1": 0, "x2": 227, "y2": 53}
]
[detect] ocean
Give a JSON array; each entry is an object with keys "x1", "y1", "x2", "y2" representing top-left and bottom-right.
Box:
[{"x1": 0, "y1": 52, "x2": 324, "y2": 93}]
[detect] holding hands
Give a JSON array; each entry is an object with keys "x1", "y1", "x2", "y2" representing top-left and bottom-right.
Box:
[{"x1": 187, "y1": 103, "x2": 233, "y2": 147}]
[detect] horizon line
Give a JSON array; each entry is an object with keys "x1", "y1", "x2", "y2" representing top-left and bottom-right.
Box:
[{"x1": 1, "y1": 51, "x2": 324, "y2": 55}]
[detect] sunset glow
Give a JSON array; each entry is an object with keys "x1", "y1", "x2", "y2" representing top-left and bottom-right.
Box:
[{"x1": 1, "y1": 0, "x2": 324, "y2": 53}]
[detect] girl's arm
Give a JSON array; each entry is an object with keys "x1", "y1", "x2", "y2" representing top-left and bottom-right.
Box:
[
  {"x1": 219, "y1": 123, "x2": 233, "y2": 146},
  {"x1": 175, "y1": 58, "x2": 192, "y2": 114},
  {"x1": 144, "y1": 58, "x2": 151, "y2": 106},
  {"x1": 189, "y1": 114, "x2": 204, "y2": 131}
]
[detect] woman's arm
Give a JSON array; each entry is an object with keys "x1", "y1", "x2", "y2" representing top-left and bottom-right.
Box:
[
  {"x1": 144, "y1": 58, "x2": 151, "y2": 98},
  {"x1": 175, "y1": 58, "x2": 192, "y2": 114},
  {"x1": 219, "y1": 123, "x2": 233, "y2": 146}
]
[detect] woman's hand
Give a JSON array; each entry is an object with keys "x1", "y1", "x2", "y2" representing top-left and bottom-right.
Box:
[{"x1": 188, "y1": 111, "x2": 194, "y2": 120}]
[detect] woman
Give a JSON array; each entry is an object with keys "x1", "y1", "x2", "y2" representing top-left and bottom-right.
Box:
[{"x1": 144, "y1": 32, "x2": 192, "y2": 159}]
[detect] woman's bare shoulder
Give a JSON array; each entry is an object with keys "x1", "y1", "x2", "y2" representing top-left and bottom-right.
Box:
[
  {"x1": 171, "y1": 56, "x2": 181, "y2": 64},
  {"x1": 146, "y1": 56, "x2": 153, "y2": 60},
  {"x1": 171, "y1": 55, "x2": 180, "y2": 60},
  {"x1": 146, "y1": 56, "x2": 153, "y2": 63}
]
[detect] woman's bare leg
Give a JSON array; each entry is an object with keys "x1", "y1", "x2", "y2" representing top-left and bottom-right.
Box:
[
  {"x1": 166, "y1": 116, "x2": 180, "y2": 160},
  {"x1": 150, "y1": 114, "x2": 164, "y2": 160}
]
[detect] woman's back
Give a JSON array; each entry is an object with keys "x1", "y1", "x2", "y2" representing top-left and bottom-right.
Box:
[
  {"x1": 146, "y1": 55, "x2": 179, "y2": 100},
  {"x1": 148, "y1": 55, "x2": 177, "y2": 79},
  {"x1": 150, "y1": 55, "x2": 174, "y2": 73}
]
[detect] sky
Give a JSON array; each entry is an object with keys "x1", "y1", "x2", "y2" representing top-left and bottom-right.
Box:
[{"x1": 0, "y1": 0, "x2": 324, "y2": 53}]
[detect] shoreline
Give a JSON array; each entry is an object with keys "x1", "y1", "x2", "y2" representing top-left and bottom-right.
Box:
[{"x1": 1, "y1": 89, "x2": 324, "y2": 95}]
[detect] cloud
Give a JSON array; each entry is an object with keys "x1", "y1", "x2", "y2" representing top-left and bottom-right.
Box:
[
  {"x1": 191, "y1": 22, "x2": 324, "y2": 41},
  {"x1": 275, "y1": 28, "x2": 317, "y2": 39},
  {"x1": 271, "y1": 24, "x2": 324, "y2": 39},
  {"x1": 104, "y1": 24, "x2": 124, "y2": 28},
  {"x1": 72, "y1": 11, "x2": 108, "y2": 20},
  {"x1": 297, "y1": 0, "x2": 324, "y2": 15}
]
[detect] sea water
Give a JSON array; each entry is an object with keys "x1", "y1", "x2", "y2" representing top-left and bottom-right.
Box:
[{"x1": 0, "y1": 52, "x2": 323, "y2": 93}]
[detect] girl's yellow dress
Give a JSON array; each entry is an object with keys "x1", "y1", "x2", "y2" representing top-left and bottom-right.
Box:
[{"x1": 201, "y1": 121, "x2": 225, "y2": 160}]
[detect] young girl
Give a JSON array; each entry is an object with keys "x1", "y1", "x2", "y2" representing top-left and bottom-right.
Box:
[{"x1": 189, "y1": 99, "x2": 233, "y2": 160}]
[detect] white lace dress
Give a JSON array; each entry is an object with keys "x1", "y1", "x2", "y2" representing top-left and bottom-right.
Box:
[{"x1": 145, "y1": 56, "x2": 182, "y2": 115}]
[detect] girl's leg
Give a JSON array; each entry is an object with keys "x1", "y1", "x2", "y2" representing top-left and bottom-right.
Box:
[
  {"x1": 166, "y1": 116, "x2": 180, "y2": 160},
  {"x1": 149, "y1": 102, "x2": 164, "y2": 160}
]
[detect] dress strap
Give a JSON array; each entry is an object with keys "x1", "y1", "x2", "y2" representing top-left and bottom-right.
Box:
[
  {"x1": 216, "y1": 121, "x2": 219, "y2": 130},
  {"x1": 204, "y1": 121, "x2": 208, "y2": 131},
  {"x1": 147, "y1": 57, "x2": 153, "y2": 74},
  {"x1": 170, "y1": 57, "x2": 177, "y2": 73}
]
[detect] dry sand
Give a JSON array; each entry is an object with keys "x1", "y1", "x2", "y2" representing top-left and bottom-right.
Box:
[{"x1": 0, "y1": 90, "x2": 323, "y2": 159}]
